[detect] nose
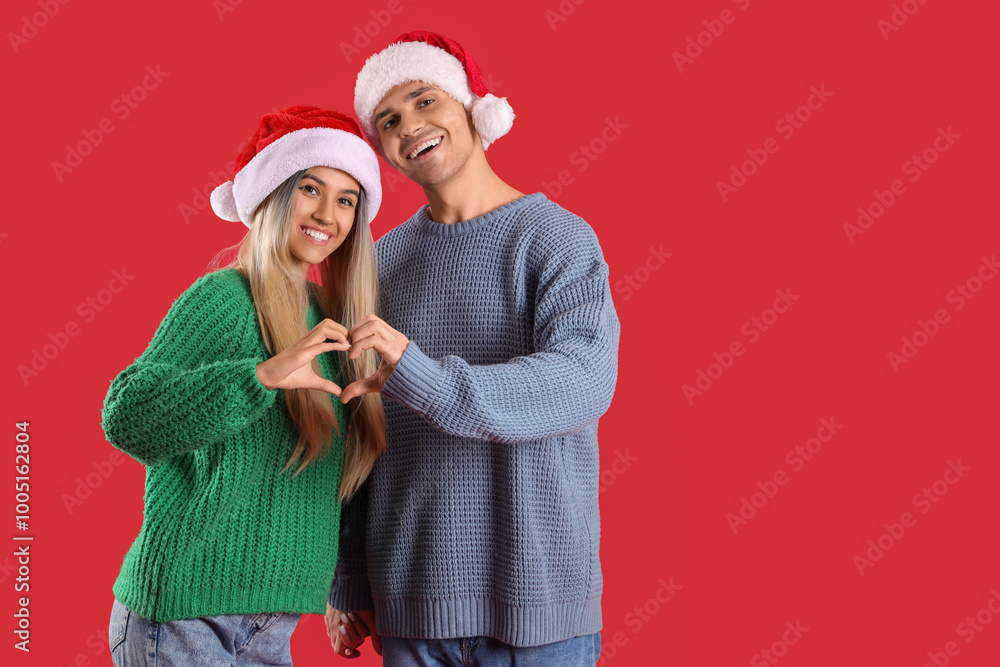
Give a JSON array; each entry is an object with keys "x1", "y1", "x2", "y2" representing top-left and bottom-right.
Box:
[
  {"x1": 314, "y1": 194, "x2": 335, "y2": 226},
  {"x1": 397, "y1": 108, "x2": 425, "y2": 138}
]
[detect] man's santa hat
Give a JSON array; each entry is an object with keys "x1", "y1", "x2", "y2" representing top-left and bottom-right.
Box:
[
  {"x1": 211, "y1": 106, "x2": 382, "y2": 228},
  {"x1": 353, "y1": 31, "x2": 515, "y2": 157}
]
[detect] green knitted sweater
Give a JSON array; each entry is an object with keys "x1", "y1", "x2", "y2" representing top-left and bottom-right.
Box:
[{"x1": 102, "y1": 268, "x2": 346, "y2": 622}]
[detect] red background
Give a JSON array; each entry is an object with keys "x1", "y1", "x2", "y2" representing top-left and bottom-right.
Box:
[{"x1": 3, "y1": 0, "x2": 999, "y2": 665}]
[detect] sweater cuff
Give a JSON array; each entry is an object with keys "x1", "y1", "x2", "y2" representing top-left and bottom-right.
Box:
[
  {"x1": 328, "y1": 569, "x2": 374, "y2": 612},
  {"x1": 381, "y1": 340, "x2": 445, "y2": 416},
  {"x1": 239, "y1": 358, "x2": 280, "y2": 410}
]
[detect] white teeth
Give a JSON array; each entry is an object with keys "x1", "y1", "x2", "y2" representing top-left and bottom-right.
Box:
[
  {"x1": 408, "y1": 137, "x2": 441, "y2": 159},
  {"x1": 304, "y1": 228, "x2": 330, "y2": 241}
]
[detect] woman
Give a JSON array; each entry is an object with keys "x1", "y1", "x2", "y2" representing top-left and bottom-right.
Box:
[{"x1": 102, "y1": 106, "x2": 385, "y2": 666}]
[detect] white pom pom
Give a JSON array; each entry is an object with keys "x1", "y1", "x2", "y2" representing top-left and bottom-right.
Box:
[
  {"x1": 471, "y1": 94, "x2": 515, "y2": 150},
  {"x1": 210, "y1": 181, "x2": 242, "y2": 224}
]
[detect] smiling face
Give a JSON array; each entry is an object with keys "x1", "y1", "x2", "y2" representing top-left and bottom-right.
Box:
[
  {"x1": 373, "y1": 81, "x2": 479, "y2": 188},
  {"x1": 285, "y1": 166, "x2": 360, "y2": 273}
]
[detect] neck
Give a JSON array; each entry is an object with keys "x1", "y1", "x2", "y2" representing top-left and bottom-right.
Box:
[
  {"x1": 298, "y1": 270, "x2": 313, "y2": 311},
  {"x1": 423, "y1": 150, "x2": 523, "y2": 224},
  {"x1": 294, "y1": 261, "x2": 309, "y2": 283}
]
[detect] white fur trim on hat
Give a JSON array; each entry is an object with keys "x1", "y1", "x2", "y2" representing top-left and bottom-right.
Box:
[
  {"x1": 210, "y1": 181, "x2": 240, "y2": 222},
  {"x1": 354, "y1": 40, "x2": 513, "y2": 156},
  {"x1": 210, "y1": 127, "x2": 382, "y2": 228}
]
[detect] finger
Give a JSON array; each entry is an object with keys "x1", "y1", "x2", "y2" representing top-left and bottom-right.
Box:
[
  {"x1": 309, "y1": 319, "x2": 351, "y2": 346},
  {"x1": 316, "y1": 318, "x2": 350, "y2": 336},
  {"x1": 311, "y1": 341, "x2": 351, "y2": 355},
  {"x1": 318, "y1": 326, "x2": 351, "y2": 347},
  {"x1": 334, "y1": 634, "x2": 361, "y2": 659},
  {"x1": 347, "y1": 315, "x2": 387, "y2": 342},
  {"x1": 309, "y1": 341, "x2": 352, "y2": 355},
  {"x1": 340, "y1": 377, "x2": 381, "y2": 404},
  {"x1": 322, "y1": 325, "x2": 351, "y2": 346},
  {"x1": 340, "y1": 614, "x2": 365, "y2": 645},
  {"x1": 346, "y1": 612, "x2": 372, "y2": 638},
  {"x1": 347, "y1": 335, "x2": 384, "y2": 360},
  {"x1": 347, "y1": 328, "x2": 406, "y2": 365},
  {"x1": 338, "y1": 623, "x2": 355, "y2": 647}
]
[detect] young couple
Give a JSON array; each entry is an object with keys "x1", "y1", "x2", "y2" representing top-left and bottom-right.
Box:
[{"x1": 103, "y1": 31, "x2": 620, "y2": 667}]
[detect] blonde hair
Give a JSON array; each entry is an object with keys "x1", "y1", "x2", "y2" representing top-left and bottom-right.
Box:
[{"x1": 228, "y1": 169, "x2": 385, "y2": 500}]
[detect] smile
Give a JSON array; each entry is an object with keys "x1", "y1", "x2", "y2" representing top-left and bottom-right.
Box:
[
  {"x1": 407, "y1": 136, "x2": 442, "y2": 160},
  {"x1": 302, "y1": 227, "x2": 331, "y2": 244}
]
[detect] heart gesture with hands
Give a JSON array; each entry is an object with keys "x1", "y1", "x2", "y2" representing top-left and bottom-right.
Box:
[
  {"x1": 254, "y1": 315, "x2": 409, "y2": 400},
  {"x1": 254, "y1": 319, "x2": 353, "y2": 394}
]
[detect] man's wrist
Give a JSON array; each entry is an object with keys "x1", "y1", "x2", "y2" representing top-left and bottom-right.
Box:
[{"x1": 380, "y1": 340, "x2": 444, "y2": 414}]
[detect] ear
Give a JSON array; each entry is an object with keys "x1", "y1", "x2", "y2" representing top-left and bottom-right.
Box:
[{"x1": 465, "y1": 110, "x2": 484, "y2": 151}]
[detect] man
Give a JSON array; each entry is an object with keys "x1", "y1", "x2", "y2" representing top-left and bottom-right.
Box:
[{"x1": 327, "y1": 31, "x2": 620, "y2": 666}]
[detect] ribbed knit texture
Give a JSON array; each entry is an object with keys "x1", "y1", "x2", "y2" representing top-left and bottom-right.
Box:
[
  {"x1": 329, "y1": 193, "x2": 620, "y2": 646},
  {"x1": 102, "y1": 268, "x2": 347, "y2": 622}
]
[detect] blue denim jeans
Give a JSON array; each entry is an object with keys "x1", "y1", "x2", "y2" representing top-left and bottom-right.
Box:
[
  {"x1": 382, "y1": 632, "x2": 601, "y2": 667},
  {"x1": 109, "y1": 598, "x2": 300, "y2": 666}
]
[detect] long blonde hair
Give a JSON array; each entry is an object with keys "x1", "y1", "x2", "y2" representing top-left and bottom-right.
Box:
[{"x1": 230, "y1": 169, "x2": 385, "y2": 500}]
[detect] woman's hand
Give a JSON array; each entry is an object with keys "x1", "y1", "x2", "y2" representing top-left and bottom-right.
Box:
[
  {"x1": 325, "y1": 604, "x2": 382, "y2": 658},
  {"x1": 255, "y1": 319, "x2": 351, "y2": 395}
]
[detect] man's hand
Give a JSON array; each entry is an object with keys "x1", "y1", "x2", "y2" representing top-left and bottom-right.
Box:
[
  {"x1": 325, "y1": 604, "x2": 382, "y2": 658},
  {"x1": 340, "y1": 314, "x2": 409, "y2": 403}
]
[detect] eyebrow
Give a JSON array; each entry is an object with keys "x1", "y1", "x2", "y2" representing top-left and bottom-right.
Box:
[
  {"x1": 373, "y1": 85, "x2": 436, "y2": 124},
  {"x1": 302, "y1": 174, "x2": 359, "y2": 198}
]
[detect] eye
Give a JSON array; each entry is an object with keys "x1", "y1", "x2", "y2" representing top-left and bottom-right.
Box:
[
  {"x1": 382, "y1": 117, "x2": 397, "y2": 130},
  {"x1": 338, "y1": 198, "x2": 356, "y2": 207},
  {"x1": 298, "y1": 184, "x2": 319, "y2": 196},
  {"x1": 418, "y1": 97, "x2": 433, "y2": 108}
]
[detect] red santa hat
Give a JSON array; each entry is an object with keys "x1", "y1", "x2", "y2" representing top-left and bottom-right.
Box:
[
  {"x1": 353, "y1": 31, "x2": 515, "y2": 157},
  {"x1": 210, "y1": 106, "x2": 382, "y2": 228}
]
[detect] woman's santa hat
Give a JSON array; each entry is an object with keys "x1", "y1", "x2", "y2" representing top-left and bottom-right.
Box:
[
  {"x1": 353, "y1": 31, "x2": 515, "y2": 157},
  {"x1": 210, "y1": 106, "x2": 382, "y2": 228}
]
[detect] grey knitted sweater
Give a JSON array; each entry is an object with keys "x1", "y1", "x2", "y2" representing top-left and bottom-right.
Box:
[{"x1": 329, "y1": 193, "x2": 620, "y2": 646}]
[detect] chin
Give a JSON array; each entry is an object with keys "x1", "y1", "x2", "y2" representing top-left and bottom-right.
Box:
[{"x1": 408, "y1": 162, "x2": 460, "y2": 189}]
